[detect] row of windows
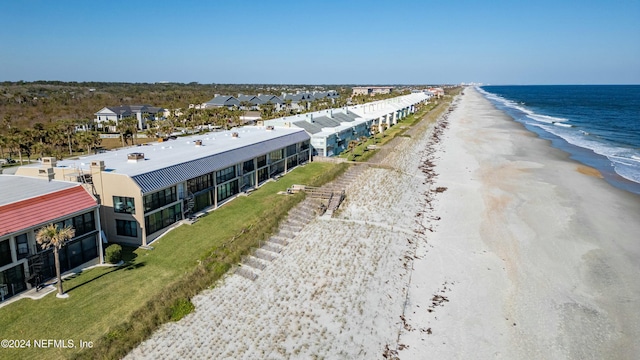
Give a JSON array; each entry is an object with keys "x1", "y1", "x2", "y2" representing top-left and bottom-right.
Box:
[
  {"x1": 187, "y1": 174, "x2": 213, "y2": 194},
  {"x1": 269, "y1": 149, "x2": 284, "y2": 162},
  {"x1": 217, "y1": 180, "x2": 239, "y2": 202},
  {"x1": 53, "y1": 211, "x2": 96, "y2": 240},
  {"x1": 0, "y1": 234, "x2": 30, "y2": 265},
  {"x1": 216, "y1": 166, "x2": 236, "y2": 184},
  {"x1": 145, "y1": 203, "x2": 182, "y2": 236},
  {"x1": 144, "y1": 187, "x2": 177, "y2": 213}
]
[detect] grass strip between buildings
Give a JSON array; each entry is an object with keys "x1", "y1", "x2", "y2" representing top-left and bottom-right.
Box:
[
  {"x1": 0, "y1": 162, "x2": 348, "y2": 360},
  {"x1": 341, "y1": 95, "x2": 456, "y2": 163}
]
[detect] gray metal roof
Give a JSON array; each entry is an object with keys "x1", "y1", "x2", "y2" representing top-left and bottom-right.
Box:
[
  {"x1": 312, "y1": 116, "x2": 341, "y2": 128},
  {"x1": 332, "y1": 112, "x2": 358, "y2": 122},
  {"x1": 132, "y1": 131, "x2": 308, "y2": 193},
  {"x1": 257, "y1": 95, "x2": 283, "y2": 104},
  {"x1": 292, "y1": 121, "x2": 322, "y2": 134},
  {"x1": 0, "y1": 175, "x2": 80, "y2": 206},
  {"x1": 205, "y1": 95, "x2": 240, "y2": 107}
]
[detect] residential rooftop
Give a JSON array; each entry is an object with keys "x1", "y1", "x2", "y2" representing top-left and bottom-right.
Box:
[
  {"x1": 18, "y1": 126, "x2": 309, "y2": 178},
  {"x1": 0, "y1": 175, "x2": 81, "y2": 207}
]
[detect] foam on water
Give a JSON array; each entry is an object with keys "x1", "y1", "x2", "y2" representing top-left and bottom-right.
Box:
[{"x1": 478, "y1": 87, "x2": 640, "y2": 191}]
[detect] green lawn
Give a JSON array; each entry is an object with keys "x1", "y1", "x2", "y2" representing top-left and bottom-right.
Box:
[
  {"x1": 0, "y1": 161, "x2": 347, "y2": 360},
  {"x1": 339, "y1": 101, "x2": 440, "y2": 162}
]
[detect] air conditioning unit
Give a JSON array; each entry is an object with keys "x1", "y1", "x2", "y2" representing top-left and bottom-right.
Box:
[
  {"x1": 127, "y1": 153, "x2": 145, "y2": 162},
  {"x1": 232, "y1": 132, "x2": 239, "y2": 138},
  {"x1": 266, "y1": 125, "x2": 275, "y2": 131}
]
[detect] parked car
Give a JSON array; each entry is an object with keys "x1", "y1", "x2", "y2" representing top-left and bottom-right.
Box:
[{"x1": 0, "y1": 158, "x2": 16, "y2": 165}]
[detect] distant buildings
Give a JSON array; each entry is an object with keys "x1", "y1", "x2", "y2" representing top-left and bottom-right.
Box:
[
  {"x1": 264, "y1": 93, "x2": 430, "y2": 156},
  {"x1": 203, "y1": 90, "x2": 339, "y2": 113},
  {"x1": 0, "y1": 175, "x2": 102, "y2": 302},
  {"x1": 352, "y1": 86, "x2": 394, "y2": 96},
  {"x1": 94, "y1": 105, "x2": 163, "y2": 131}
]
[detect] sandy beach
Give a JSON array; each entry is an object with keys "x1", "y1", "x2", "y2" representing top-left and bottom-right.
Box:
[
  {"x1": 126, "y1": 87, "x2": 640, "y2": 359},
  {"x1": 399, "y1": 87, "x2": 640, "y2": 359}
]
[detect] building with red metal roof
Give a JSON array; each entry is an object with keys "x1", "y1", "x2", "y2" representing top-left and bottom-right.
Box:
[{"x1": 0, "y1": 175, "x2": 102, "y2": 302}]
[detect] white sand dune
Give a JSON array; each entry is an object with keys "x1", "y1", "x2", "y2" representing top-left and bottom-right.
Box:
[{"x1": 127, "y1": 87, "x2": 640, "y2": 359}]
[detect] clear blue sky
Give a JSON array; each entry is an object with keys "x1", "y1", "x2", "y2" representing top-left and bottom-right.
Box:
[{"x1": 1, "y1": 0, "x2": 638, "y2": 85}]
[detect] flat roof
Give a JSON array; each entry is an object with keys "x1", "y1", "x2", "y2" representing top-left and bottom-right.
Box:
[
  {"x1": 19, "y1": 126, "x2": 308, "y2": 178},
  {"x1": 0, "y1": 175, "x2": 81, "y2": 207}
]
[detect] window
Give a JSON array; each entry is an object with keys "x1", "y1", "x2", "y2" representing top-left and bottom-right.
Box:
[
  {"x1": 116, "y1": 220, "x2": 138, "y2": 238},
  {"x1": 298, "y1": 151, "x2": 309, "y2": 164},
  {"x1": 144, "y1": 203, "x2": 182, "y2": 235},
  {"x1": 257, "y1": 155, "x2": 267, "y2": 168},
  {"x1": 269, "y1": 149, "x2": 284, "y2": 163},
  {"x1": 286, "y1": 144, "x2": 297, "y2": 157},
  {"x1": 243, "y1": 159, "x2": 255, "y2": 173},
  {"x1": 0, "y1": 240, "x2": 11, "y2": 267},
  {"x1": 217, "y1": 179, "x2": 239, "y2": 202},
  {"x1": 144, "y1": 187, "x2": 177, "y2": 213},
  {"x1": 270, "y1": 160, "x2": 285, "y2": 177},
  {"x1": 287, "y1": 156, "x2": 298, "y2": 170},
  {"x1": 113, "y1": 196, "x2": 136, "y2": 214},
  {"x1": 187, "y1": 174, "x2": 213, "y2": 194},
  {"x1": 216, "y1": 166, "x2": 236, "y2": 184},
  {"x1": 257, "y1": 167, "x2": 269, "y2": 184},
  {"x1": 54, "y1": 211, "x2": 95, "y2": 237},
  {"x1": 16, "y1": 234, "x2": 29, "y2": 260}
]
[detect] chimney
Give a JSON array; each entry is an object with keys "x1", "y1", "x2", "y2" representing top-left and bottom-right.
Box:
[
  {"x1": 42, "y1": 157, "x2": 57, "y2": 168},
  {"x1": 195, "y1": 139, "x2": 203, "y2": 146},
  {"x1": 90, "y1": 160, "x2": 105, "y2": 171},
  {"x1": 38, "y1": 167, "x2": 55, "y2": 181},
  {"x1": 127, "y1": 152, "x2": 145, "y2": 163}
]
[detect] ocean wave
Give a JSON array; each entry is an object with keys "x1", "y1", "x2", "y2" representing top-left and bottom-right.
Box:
[
  {"x1": 533, "y1": 123, "x2": 640, "y2": 183},
  {"x1": 480, "y1": 86, "x2": 640, "y2": 187}
]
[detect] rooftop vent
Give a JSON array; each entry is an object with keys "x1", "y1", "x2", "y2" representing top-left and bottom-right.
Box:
[
  {"x1": 232, "y1": 132, "x2": 239, "y2": 138},
  {"x1": 195, "y1": 139, "x2": 203, "y2": 146},
  {"x1": 266, "y1": 125, "x2": 275, "y2": 131},
  {"x1": 127, "y1": 152, "x2": 145, "y2": 163}
]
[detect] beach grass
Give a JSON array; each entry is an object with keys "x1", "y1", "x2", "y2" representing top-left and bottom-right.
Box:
[{"x1": 0, "y1": 161, "x2": 347, "y2": 360}]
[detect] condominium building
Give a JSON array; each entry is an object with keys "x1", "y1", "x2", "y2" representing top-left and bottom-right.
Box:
[{"x1": 15, "y1": 126, "x2": 311, "y2": 247}]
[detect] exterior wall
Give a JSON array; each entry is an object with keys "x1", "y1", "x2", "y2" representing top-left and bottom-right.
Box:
[
  {"x1": 91, "y1": 170, "x2": 147, "y2": 246},
  {"x1": 0, "y1": 206, "x2": 101, "y2": 302}
]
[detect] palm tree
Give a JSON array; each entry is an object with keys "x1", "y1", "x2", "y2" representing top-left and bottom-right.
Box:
[{"x1": 36, "y1": 224, "x2": 76, "y2": 298}]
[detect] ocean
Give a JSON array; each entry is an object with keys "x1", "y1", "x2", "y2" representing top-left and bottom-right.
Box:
[{"x1": 478, "y1": 85, "x2": 640, "y2": 195}]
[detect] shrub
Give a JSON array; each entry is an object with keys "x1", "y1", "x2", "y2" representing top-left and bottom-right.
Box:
[{"x1": 105, "y1": 244, "x2": 123, "y2": 264}]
